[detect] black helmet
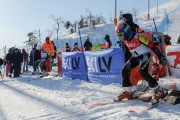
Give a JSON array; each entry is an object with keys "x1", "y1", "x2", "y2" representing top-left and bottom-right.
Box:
[{"x1": 104, "y1": 35, "x2": 110, "y2": 40}]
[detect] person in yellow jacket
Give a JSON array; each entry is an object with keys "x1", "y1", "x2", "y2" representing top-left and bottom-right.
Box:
[{"x1": 42, "y1": 36, "x2": 54, "y2": 74}]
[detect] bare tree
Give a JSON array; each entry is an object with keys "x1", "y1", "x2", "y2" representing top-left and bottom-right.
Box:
[
  {"x1": 46, "y1": 29, "x2": 54, "y2": 38},
  {"x1": 78, "y1": 15, "x2": 86, "y2": 29},
  {"x1": 64, "y1": 21, "x2": 72, "y2": 29},
  {"x1": 49, "y1": 15, "x2": 64, "y2": 39},
  {"x1": 132, "y1": 7, "x2": 138, "y2": 19},
  {"x1": 25, "y1": 32, "x2": 38, "y2": 46},
  {"x1": 64, "y1": 21, "x2": 77, "y2": 34}
]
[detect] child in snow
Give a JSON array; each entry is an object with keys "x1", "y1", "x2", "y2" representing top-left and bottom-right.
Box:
[{"x1": 115, "y1": 22, "x2": 167, "y2": 104}]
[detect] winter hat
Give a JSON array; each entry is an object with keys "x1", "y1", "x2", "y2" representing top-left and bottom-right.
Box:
[{"x1": 46, "y1": 36, "x2": 51, "y2": 43}]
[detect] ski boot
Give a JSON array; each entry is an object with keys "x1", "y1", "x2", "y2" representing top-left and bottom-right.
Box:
[
  {"x1": 113, "y1": 91, "x2": 134, "y2": 102},
  {"x1": 151, "y1": 86, "x2": 167, "y2": 104}
]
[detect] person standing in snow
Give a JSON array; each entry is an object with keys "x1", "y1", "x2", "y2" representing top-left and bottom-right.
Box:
[
  {"x1": 177, "y1": 35, "x2": 180, "y2": 44},
  {"x1": 104, "y1": 35, "x2": 112, "y2": 49},
  {"x1": 72, "y1": 42, "x2": 80, "y2": 52},
  {"x1": 5, "y1": 48, "x2": 13, "y2": 77},
  {"x1": 22, "y1": 49, "x2": 29, "y2": 72},
  {"x1": 12, "y1": 48, "x2": 23, "y2": 77},
  {"x1": 29, "y1": 44, "x2": 41, "y2": 74},
  {"x1": 84, "y1": 37, "x2": 92, "y2": 51},
  {"x1": 115, "y1": 22, "x2": 167, "y2": 104},
  {"x1": 65, "y1": 43, "x2": 71, "y2": 52},
  {"x1": 51, "y1": 41, "x2": 57, "y2": 66},
  {"x1": 42, "y1": 36, "x2": 54, "y2": 74},
  {"x1": 0, "y1": 58, "x2": 4, "y2": 78}
]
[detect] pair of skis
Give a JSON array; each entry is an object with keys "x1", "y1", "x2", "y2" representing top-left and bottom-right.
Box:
[{"x1": 83, "y1": 83, "x2": 176, "y2": 113}]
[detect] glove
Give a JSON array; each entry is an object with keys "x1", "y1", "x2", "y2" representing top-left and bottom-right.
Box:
[
  {"x1": 48, "y1": 52, "x2": 51, "y2": 56},
  {"x1": 159, "y1": 56, "x2": 167, "y2": 66}
]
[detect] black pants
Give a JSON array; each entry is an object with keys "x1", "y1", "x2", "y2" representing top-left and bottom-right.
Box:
[{"x1": 121, "y1": 52, "x2": 158, "y2": 88}]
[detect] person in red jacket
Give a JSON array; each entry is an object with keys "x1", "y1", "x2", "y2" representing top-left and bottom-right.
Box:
[
  {"x1": 104, "y1": 35, "x2": 112, "y2": 49},
  {"x1": 72, "y1": 42, "x2": 80, "y2": 52},
  {"x1": 115, "y1": 22, "x2": 167, "y2": 104},
  {"x1": 22, "y1": 49, "x2": 29, "y2": 72},
  {"x1": 65, "y1": 43, "x2": 71, "y2": 52},
  {"x1": 42, "y1": 36, "x2": 54, "y2": 74}
]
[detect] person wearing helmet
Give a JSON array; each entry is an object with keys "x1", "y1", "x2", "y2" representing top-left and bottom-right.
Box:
[
  {"x1": 115, "y1": 22, "x2": 167, "y2": 104},
  {"x1": 104, "y1": 35, "x2": 112, "y2": 49},
  {"x1": 120, "y1": 13, "x2": 141, "y2": 33}
]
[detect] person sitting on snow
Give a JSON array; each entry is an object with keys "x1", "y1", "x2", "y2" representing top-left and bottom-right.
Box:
[{"x1": 115, "y1": 22, "x2": 167, "y2": 104}]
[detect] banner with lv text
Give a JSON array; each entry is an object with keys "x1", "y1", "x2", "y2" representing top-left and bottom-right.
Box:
[
  {"x1": 62, "y1": 52, "x2": 88, "y2": 80},
  {"x1": 84, "y1": 48, "x2": 125, "y2": 84}
]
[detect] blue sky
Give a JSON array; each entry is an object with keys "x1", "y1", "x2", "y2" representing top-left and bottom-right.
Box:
[{"x1": 0, "y1": 0, "x2": 168, "y2": 49}]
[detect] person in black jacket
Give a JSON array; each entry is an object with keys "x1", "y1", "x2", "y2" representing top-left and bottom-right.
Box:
[
  {"x1": 0, "y1": 58, "x2": 3, "y2": 66},
  {"x1": 29, "y1": 44, "x2": 41, "y2": 74},
  {"x1": 0, "y1": 58, "x2": 3, "y2": 78},
  {"x1": 84, "y1": 37, "x2": 92, "y2": 51},
  {"x1": 11, "y1": 48, "x2": 23, "y2": 77},
  {"x1": 51, "y1": 41, "x2": 57, "y2": 59}
]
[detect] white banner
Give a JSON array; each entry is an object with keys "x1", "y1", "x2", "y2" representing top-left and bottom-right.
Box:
[{"x1": 166, "y1": 45, "x2": 180, "y2": 77}]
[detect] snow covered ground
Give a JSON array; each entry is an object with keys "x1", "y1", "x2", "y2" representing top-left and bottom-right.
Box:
[
  {"x1": 0, "y1": 0, "x2": 180, "y2": 120},
  {"x1": 0, "y1": 70, "x2": 179, "y2": 120}
]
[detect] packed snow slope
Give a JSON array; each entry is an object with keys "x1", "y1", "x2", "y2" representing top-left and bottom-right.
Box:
[
  {"x1": 0, "y1": 0, "x2": 180, "y2": 120},
  {"x1": 0, "y1": 72, "x2": 180, "y2": 120}
]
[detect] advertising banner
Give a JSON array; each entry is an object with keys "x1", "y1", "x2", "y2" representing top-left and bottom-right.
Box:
[
  {"x1": 166, "y1": 45, "x2": 180, "y2": 77},
  {"x1": 62, "y1": 52, "x2": 88, "y2": 80},
  {"x1": 84, "y1": 48, "x2": 125, "y2": 84}
]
